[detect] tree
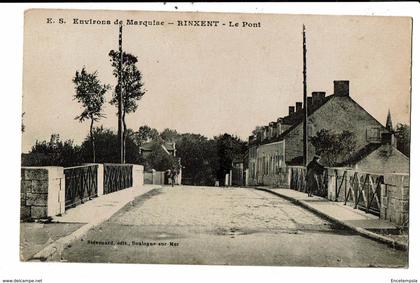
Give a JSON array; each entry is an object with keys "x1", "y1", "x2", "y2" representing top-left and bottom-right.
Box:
[
  {"x1": 160, "y1": 128, "x2": 179, "y2": 142},
  {"x1": 214, "y1": 134, "x2": 247, "y2": 184},
  {"x1": 394, "y1": 123, "x2": 410, "y2": 157},
  {"x1": 109, "y1": 50, "x2": 146, "y2": 162},
  {"x1": 73, "y1": 67, "x2": 109, "y2": 163},
  {"x1": 23, "y1": 134, "x2": 81, "y2": 167},
  {"x1": 309, "y1": 129, "x2": 357, "y2": 166},
  {"x1": 80, "y1": 126, "x2": 141, "y2": 164},
  {"x1": 135, "y1": 125, "x2": 159, "y2": 146},
  {"x1": 143, "y1": 141, "x2": 179, "y2": 171},
  {"x1": 176, "y1": 133, "x2": 218, "y2": 185}
]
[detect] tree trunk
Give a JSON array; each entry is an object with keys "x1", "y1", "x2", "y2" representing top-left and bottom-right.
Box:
[{"x1": 90, "y1": 119, "x2": 95, "y2": 163}]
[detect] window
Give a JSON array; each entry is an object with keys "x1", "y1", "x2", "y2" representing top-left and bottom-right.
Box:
[{"x1": 366, "y1": 126, "x2": 381, "y2": 143}]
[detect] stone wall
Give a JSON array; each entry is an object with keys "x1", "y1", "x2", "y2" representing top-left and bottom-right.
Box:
[
  {"x1": 381, "y1": 174, "x2": 409, "y2": 228},
  {"x1": 21, "y1": 167, "x2": 65, "y2": 220}
]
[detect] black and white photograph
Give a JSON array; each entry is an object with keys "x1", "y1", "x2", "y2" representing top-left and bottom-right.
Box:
[{"x1": 19, "y1": 8, "x2": 413, "y2": 267}]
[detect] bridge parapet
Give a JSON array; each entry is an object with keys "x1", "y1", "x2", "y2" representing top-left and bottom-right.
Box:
[
  {"x1": 21, "y1": 163, "x2": 144, "y2": 221},
  {"x1": 248, "y1": 165, "x2": 410, "y2": 228}
]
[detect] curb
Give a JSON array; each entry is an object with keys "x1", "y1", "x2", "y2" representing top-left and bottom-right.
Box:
[
  {"x1": 30, "y1": 222, "x2": 98, "y2": 261},
  {"x1": 255, "y1": 187, "x2": 408, "y2": 251},
  {"x1": 29, "y1": 186, "x2": 162, "y2": 261}
]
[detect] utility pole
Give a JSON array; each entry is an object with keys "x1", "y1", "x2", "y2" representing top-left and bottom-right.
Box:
[
  {"x1": 118, "y1": 23, "x2": 124, "y2": 163},
  {"x1": 302, "y1": 24, "x2": 308, "y2": 166}
]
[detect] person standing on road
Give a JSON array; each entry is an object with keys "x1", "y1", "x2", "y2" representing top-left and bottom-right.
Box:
[
  {"x1": 170, "y1": 168, "x2": 177, "y2": 187},
  {"x1": 306, "y1": 155, "x2": 325, "y2": 197}
]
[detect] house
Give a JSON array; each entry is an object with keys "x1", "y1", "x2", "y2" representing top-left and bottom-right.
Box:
[
  {"x1": 139, "y1": 141, "x2": 176, "y2": 158},
  {"x1": 140, "y1": 140, "x2": 183, "y2": 185},
  {"x1": 248, "y1": 80, "x2": 409, "y2": 186}
]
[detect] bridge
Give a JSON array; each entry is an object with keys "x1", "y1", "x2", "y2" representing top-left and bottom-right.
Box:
[{"x1": 20, "y1": 164, "x2": 409, "y2": 266}]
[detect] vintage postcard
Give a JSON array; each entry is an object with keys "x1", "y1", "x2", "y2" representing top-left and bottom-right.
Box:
[{"x1": 20, "y1": 9, "x2": 411, "y2": 267}]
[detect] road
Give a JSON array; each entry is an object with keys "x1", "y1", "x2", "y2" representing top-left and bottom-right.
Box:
[{"x1": 60, "y1": 186, "x2": 408, "y2": 267}]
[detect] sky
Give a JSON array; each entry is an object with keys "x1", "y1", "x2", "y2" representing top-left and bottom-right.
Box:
[{"x1": 22, "y1": 9, "x2": 412, "y2": 152}]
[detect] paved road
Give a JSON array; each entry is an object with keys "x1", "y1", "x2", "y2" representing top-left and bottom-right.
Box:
[{"x1": 60, "y1": 186, "x2": 408, "y2": 267}]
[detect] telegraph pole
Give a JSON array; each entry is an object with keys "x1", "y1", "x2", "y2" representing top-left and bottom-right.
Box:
[
  {"x1": 118, "y1": 23, "x2": 124, "y2": 163},
  {"x1": 302, "y1": 24, "x2": 308, "y2": 166}
]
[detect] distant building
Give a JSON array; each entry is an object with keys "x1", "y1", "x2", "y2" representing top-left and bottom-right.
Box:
[
  {"x1": 140, "y1": 140, "x2": 182, "y2": 185},
  {"x1": 139, "y1": 141, "x2": 176, "y2": 158},
  {"x1": 231, "y1": 152, "x2": 248, "y2": 186},
  {"x1": 248, "y1": 80, "x2": 409, "y2": 186}
]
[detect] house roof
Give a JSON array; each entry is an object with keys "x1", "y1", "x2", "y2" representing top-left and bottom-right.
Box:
[
  {"x1": 336, "y1": 143, "x2": 382, "y2": 166},
  {"x1": 252, "y1": 94, "x2": 334, "y2": 146},
  {"x1": 337, "y1": 143, "x2": 409, "y2": 170},
  {"x1": 140, "y1": 141, "x2": 175, "y2": 152},
  {"x1": 280, "y1": 95, "x2": 333, "y2": 125}
]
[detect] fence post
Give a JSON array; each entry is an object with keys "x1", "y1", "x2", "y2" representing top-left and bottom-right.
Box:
[
  {"x1": 380, "y1": 183, "x2": 388, "y2": 220},
  {"x1": 177, "y1": 167, "x2": 182, "y2": 185},
  {"x1": 344, "y1": 170, "x2": 350, "y2": 205},
  {"x1": 132, "y1": 165, "x2": 144, "y2": 188},
  {"x1": 244, "y1": 169, "x2": 249, "y2": 187},
  {"x1": 287, "y1": 167, "x2": 292, "y2": 189},
  {"x1": 327, "y1": 168, "x2": 337, "y2": 201},
  {"x1": 97, "y1": 164, "x2": 104, "y2": 196}
]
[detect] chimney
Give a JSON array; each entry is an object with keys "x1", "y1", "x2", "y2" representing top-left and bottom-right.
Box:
[
  {"x1": 334, "y1": 80, "x2": 349, "y2": 96},
  {"x1": 307, "y1": 97, "x2": 313, "y2": 107},
  {"x1": 381, "y1": 132, "x2": 393, "y2": 156},
  {"x1": 269, "y1": 122, "x2": 275, "y2": 138},
  {"x1": 312, "y1": 91, "x2": 326, "y2": 107},
  {"x1": 263, "y1": 126, "x2": 269, "y2": 139},
  {"x1": 276, "y1": 121, "x2": 281, "y2": 135},
  {"x1": 289, "y1": 106, "x2": 295, "y2": 115},
  {"x1": 256, "y1": 130, "x2": 262, "y2": 142},
  {"x1": 296, "y1": 102, "x2": 303, "y2": 111}
]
